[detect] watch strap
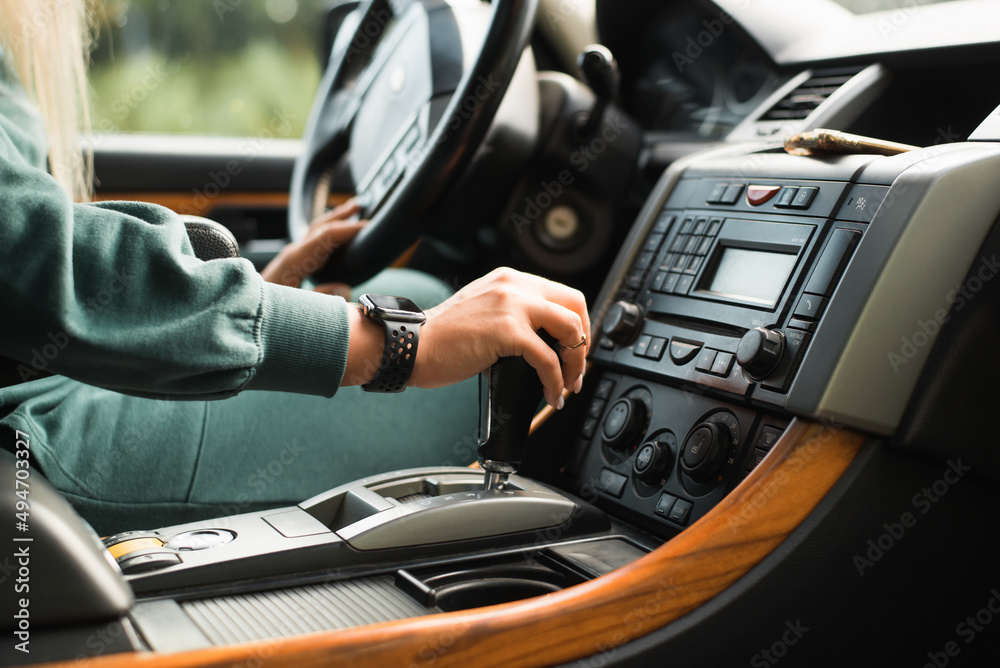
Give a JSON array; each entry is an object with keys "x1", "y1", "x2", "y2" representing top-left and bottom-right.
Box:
[{"x1": 362, "y1": 318, "x2": 420, "y2": 393}]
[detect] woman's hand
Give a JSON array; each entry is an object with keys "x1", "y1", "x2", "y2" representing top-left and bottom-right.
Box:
[
  {"x1": 411, "y1": 267, "x2": 590, "y2": 409},
  {"x1": 261, "y1": 199, "x2": 364, "y2": 297}
]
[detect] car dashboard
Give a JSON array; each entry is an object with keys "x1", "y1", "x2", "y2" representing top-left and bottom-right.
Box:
[{"x1": 5, "y1": 0, "x2": 1000, "y2": 666}]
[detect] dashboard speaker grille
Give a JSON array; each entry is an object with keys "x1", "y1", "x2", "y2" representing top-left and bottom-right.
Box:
[{"x1": 181, "y1": 575, "x2": 437, "y2": 645}]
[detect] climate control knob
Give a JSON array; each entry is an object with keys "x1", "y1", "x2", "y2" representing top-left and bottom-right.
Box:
[
  {"x1": 681, "y1": 422, "x2": 730, "y2": 483},
  {"x1": 736, "y1": 327, "x2": 785, "y2": 380},
  {"x1": 602, "y1": 397, "x2": 647, "y2": 451},
  {"x1": 601, "y1": 301, "x2": 643, "y2": 345},
  {"x1": 634, "y1": 439, "x2": 673, "y2": 484}
]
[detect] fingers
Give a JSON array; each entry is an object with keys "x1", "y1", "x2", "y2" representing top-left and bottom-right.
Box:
[
  {"x1": 261, "y1": 220, "x2": 366, "y2": 287},
  {"x1": 476, "y1": 268, "x2": 591, "y2": 404},
  {"x1": 527, "y1": 301, "x2": 588, "y2": 395},
  {"x1": 532, "y1": 276, "x2": 592, "y2": 351},
  {"x1": 306, "y1": 199, "x2": 361, "y2": 237},
  {"x1": 517, "y1": 328, "x2": 566, "y2": 409}
]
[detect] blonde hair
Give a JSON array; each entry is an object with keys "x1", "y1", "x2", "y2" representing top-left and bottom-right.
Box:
[{"x1": 0, "y1": 0, "x2": 95, "y2": 201}]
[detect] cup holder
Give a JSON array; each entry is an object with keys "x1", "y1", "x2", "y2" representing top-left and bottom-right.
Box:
[{"x1": 396, "y1": 555, "x2": 586, "y2": 612}]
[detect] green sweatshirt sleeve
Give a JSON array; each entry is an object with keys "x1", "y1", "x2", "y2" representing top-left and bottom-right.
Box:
[{"x1": 0, "y1": 122, "x2": 350, "y2": 400}]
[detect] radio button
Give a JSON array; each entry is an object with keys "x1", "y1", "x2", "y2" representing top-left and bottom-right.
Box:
[
  {"x1": 746, "y1": 185, "x2": 781, "y2": 206},
  {"x1": 633, "y1": 335, "x2": 651, "y2": 357},
  {"x1": 707, "y1": 219, "x2": 722, "y2": 236},
  {"x1": 661, "y1": 273, "x2": 681, "y2": 293},
  {"x1": 755, "y1": 425, "x2": 784, "y2": 450},
  {"x1": 707, "y1": 183, "x2": 728, "y2": 204},
  {"x1": 775, "y1": 187, "x2": 798, "y2": 207},
  {"x1": 805, "y1": 229, "x2": 861, "y2": 296},
  {"x1": 693, "y1": 218, "x2": 708, "y2": 235},
  {"x1": 793, "y1": 293, "x2": 828, "y2": 320},
  {"x1": 670, "y1": 340, "x2": 702, "y2": 365},
  {"x1": 646, "y1": 337, "x2": 667, "y2": 361},
  {"x1": 696, "y1": 237, "x2": 713, "y2": 256},
  {"x1": 668, "y1": 498, "x2": 693, "y2": 524},
  {"x1": 720, "y1": 184, "x2": 744, "y2": 204},
  {"x1": 695, "y1": 348, "x2": 717, "y2": 372},
  {"x1": 674, "y1": 274, "x2": 695, "y2": 294},
  {"x1": 787, "y1": 317, "x2": 816, "y2": 333},
  {"x1": 595, "y1": 378, "x2": 616, "y2": 399},
  {"x1": 587, "y1": 398, "x2": 607, "y2": 419},
  {"x1": 670, "y1": 254, "x2": 689, "y2": 272},
  {"x1": 710, "y1": 352, "x2": 735, "y2": 377},
  {"x1": 680, "y1": 217, "x2": 694, "y2": 234},
  {"x1": 685, "y1": 256, "x2": 704, "y2": 274},
  {"x1": 747, "y1": 447, "x2": 768, "y2": 472},
  {"x1": 650, "y1": 271, "x2": 668, "y2": 292},
  {"x1": 791, "y1": 186, "x2": 819, "y2": 209},
  {"x1": 655, "y1": 493, "x2": 677, "y2": 517},
  {"x1": 597, "y1": 469, "x2": 628, "y2": 498},
  {"x1": 683, "y1": 236, "x2": 700, "y2": 254},
  {"x1": 635, "y1": 251, "x2": 654, "y2": 270},
  {"x1": 653, "y1": 214, "x2": 675, "y2": 234},
  {"x1": 669, "y1": 235, "x2": 687, "y2": 253},
  {"x1": 644, "y1": 234, "x2": 665, "y2": 252}
]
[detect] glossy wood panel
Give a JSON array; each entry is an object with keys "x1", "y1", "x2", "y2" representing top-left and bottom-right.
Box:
[
  {"x1": 42, "y1": 419, "x2": 865, "y2": 668},
  {"x1": 93, "y1": 192, "x2": 353, "y2": 218}
]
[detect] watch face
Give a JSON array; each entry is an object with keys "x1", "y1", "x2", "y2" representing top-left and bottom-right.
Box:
[{"x1": 366, "y1": 295, "x2": 422, "y2": 313}]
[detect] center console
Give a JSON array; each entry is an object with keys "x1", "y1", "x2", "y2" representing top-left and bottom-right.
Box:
[{"x1": 570, "y1": 140, "x2": 1000, "y2": 538}]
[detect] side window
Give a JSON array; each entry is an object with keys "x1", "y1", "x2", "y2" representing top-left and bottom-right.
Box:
[{"x1": 89, "y1": 0, "x2": 326, "y2": 138}]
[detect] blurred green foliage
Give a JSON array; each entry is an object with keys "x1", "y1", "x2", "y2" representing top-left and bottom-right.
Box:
[{"x1": 89, "y1": 0, "x2": 327, "y2": 137}]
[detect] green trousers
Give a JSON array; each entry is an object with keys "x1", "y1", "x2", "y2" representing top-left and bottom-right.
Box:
[{"x1": 0, "y1": 270, "x2": 479, "y2": 535}]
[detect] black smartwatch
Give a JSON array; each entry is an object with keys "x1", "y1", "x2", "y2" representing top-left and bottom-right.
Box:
[{"x1": 358, "y1": 294, "x2": 426, "y2": 393}]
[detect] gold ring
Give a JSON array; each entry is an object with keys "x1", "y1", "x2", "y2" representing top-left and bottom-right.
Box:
[{"x1": 561, "y1": 333, "x2": 587, "y2": 350}]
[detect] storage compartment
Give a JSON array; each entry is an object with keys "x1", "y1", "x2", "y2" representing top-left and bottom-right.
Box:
[
  {"x1": 396, "y1": 555, "x2": 586, "y2": 611},
  {"x1": 394, "y1": 539, "x2": 648, "y2": 611}
]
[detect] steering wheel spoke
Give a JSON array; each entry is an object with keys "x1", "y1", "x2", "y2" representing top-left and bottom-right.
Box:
[{"x1": 289, "y1": 0, "x2": 539, "y2": 286}]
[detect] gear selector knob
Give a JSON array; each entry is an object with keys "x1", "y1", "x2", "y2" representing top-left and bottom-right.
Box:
[{"x1": 478, "y1": 332, "x2": 558, "y2": 490}]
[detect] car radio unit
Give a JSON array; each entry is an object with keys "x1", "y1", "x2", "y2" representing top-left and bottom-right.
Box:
[{"x1": 573, "y1": 150, "x2": 888, "y2": 538}]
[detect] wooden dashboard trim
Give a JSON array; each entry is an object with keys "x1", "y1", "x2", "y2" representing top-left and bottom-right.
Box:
[
  {"x1": 43, "y1": 419, "x2": 865, "y2": 668},
  {"x1": 92, "y1": 192, "x2": 352, "y2": 218}
]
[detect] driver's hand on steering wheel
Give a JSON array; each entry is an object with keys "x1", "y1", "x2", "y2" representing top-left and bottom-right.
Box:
[
  {"x1": 345, "y1": 268, "x2": 590, "y2": 410},
  {"x1": 261, "y1": 199, "x2": 365, "y2": 297}
]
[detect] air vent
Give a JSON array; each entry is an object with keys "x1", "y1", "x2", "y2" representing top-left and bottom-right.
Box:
[{"x1": 761, "y1": 69, "x2": 862, "y2": 121}]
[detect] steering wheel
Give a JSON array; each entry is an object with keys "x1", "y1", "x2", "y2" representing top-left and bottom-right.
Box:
[{"x1": 289, "y1": 0, "x2": 538, "y2": 286}]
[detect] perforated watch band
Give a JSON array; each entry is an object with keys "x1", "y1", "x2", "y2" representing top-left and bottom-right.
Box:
[{"x1": 362, "y1": 319, "x2": 420, "y2": 393}]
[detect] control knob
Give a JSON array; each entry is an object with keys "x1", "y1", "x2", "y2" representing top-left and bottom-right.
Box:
[
  {"x1": 602, "y1": 301, "x2": 643, "y2": 345},
  {"x1": 633, "y1": 439, "x2": 673, "y2": 484},
  {"x1": 736, "y1": 327, "x2": 785, "y2": 380},
  {"x1": 681, "y1": 422, "x2": 730, "y2": 483},
  {"x1": 602, "y1": 397, "x2": 647, "y2": 451}
]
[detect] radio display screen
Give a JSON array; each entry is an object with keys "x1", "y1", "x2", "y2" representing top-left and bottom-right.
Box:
[{"x1": 703, "y1": 247, "x2": 797, "y2": 307}]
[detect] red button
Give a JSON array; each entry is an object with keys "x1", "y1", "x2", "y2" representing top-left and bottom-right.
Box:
[{"x1": 746, "y1": 185, "x2": 781, "y2": 206}]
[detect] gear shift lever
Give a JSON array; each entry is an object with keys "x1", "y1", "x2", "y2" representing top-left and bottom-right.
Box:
[
  {"x1": 478, "y1": 333, "x2": 557, "y2": 491},
  {"x1": 576, "y1": 44, "x2": 620, "y2": 139}
]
